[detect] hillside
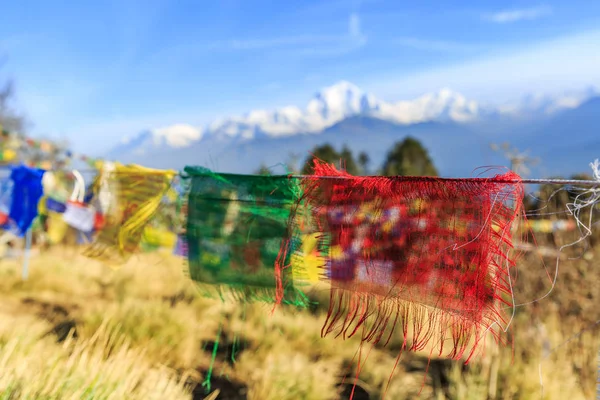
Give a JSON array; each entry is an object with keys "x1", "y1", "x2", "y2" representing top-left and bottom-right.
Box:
[{"x1": 106, "y1": 82, "x2": 599, "y2": 177}]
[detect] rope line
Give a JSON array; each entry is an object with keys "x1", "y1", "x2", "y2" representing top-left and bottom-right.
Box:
[{"x1": 41, "y1": 170, "x2": 600, "y2": 186}]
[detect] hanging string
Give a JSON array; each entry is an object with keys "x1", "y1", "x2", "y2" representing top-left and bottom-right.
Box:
[
  {"x1": 290, "y1": 175, "x2": 600, "y2": 185},
  {"x1": 59, "y1": 167, "x2": 600, "y2": 186},
  {"x1": 202, "y1": 323, "x2": 222, "y2": 394}
]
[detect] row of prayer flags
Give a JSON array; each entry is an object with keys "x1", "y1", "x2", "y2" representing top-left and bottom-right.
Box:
[
  {"x1": 0, "y1": 165, "x2": 46, "y2": 236},
  {"x1": 177, "y1": 160, "x2": 528, "y2": 364},
  {"x1": 524, "y1": 218, "x2": 577, "y2": 233},
  {"x1": 0, "y1": 125, "x2": 102, "y2": 171},
  {"x1": 0, "y1": 157, "x2": 559, "y2": 368},
  {"x1": 0, "y1": 163, "x2": 173, "y2": 263}
]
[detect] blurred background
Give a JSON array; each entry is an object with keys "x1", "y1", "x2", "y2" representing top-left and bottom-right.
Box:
[{"x1": 0, "y1": 1, "x2": 599, "y2": 399}]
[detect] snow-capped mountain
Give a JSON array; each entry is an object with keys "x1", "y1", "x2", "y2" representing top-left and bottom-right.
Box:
[
  {"x1": 108, "y1": 81, "x2": 483, "y2": 157},
  {"x1": 117, "y1": 124, "x2": 205, "y2": 156},
  {"x1": 106, "y1": 81, "x2": 600, "y2": 178},
  {"x1": 495, "y1": 86, "x2": 598, "y2": 117}
]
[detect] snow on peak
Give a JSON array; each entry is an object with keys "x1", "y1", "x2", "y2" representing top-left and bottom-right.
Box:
[
  {"x1": 115, "y1": 81, "x2": 483, "y2": 154},
  {"x1": 307, "y1": 80, "x2": 365, "y2": 117},
  {"x1": 497, "y1": 86, "x2": 598, "y2": 116},
  {"x1": 151, "y1": 124, "x2": 203, "y2": 148},
  {"x1": 204, "y1": 81, "x2": 480, "y2": 140},
  {"x1": 371, "y1": 87, "x2": 479, "y2": 124}
]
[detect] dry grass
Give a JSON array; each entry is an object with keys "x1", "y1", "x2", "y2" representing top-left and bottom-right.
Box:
[{"x1": 0, "y1": 239, "x2": 597, "y2": 399}]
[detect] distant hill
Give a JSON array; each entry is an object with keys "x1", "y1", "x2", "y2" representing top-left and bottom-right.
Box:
[{"x1": 106, "y1": 81, "x2": 599, "y2": 178}]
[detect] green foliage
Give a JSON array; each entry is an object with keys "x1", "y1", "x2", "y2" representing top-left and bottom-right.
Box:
[
  {"x1": 301, "y1": 144, "x2": 339, "y2": 175},
  {"x1": 303, "y1": 137, "x2": 437, "y2": 177},
  {"x1": 0, "y1": 77, "x2": 26, "y2": 133},
  {"x1": 358, "y1": 151, "x2": 370, "y2": 175},
  {"x1": 302, "y1": 144, "x2": 360, "y2": 175},
  {"x1": 255, "y1": 164, "x2": 272, "y2": 175},
  {"x1": 339, "y1": 145, "x2": 360, "y2": 175},
  {"x1": 381, "y1": 136, "x2": 438, "y2": 177}
]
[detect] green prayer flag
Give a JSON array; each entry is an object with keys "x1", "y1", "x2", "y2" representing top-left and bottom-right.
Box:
[{"x1": 183, "y1": 166, "x2": 308, "y2": 306}]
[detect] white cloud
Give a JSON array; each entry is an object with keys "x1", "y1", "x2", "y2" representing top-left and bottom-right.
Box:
[
  {"x1": 364, "y1": 28, "x2": 600, "y2": 105},
  {"x1": 483, "y1": 5, "x2": 553, "y2": 23},
  {"x1": 213, "y1": 35, "x2": 342, "y2": 51},
  {"x1": 225, "y1": 12, "x2": 366, "y2": 53},
  {"x1": 204, "y1": 12, "x2": 365, "y2": 53},
  {"x1": 349, "y1": 12, "x2": 367, "y2": 45},
  {"x1": 156, "y1": 12, "x2": 367, "y2": 60},
  {"x1": 349, "y1": 13, "x2": 361, "y2": 38},
  {"x1": 394, "y1": 37, "x2": 481, "y2": 53},
  {"x1": 288, "y1": 13, "x2": 367, "y2": 57},
  {"x1": 152, "y1": 124, "x2": 203, "y2": 147}
]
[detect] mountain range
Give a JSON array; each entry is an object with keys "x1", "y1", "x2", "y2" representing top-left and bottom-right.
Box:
[{"x1": 106, "y1": 81, "x2": 600, "y2": 178}]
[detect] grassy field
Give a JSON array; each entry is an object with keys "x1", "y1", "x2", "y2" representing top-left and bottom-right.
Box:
[{"x1": 0, "y1": 238, "x2": 597, "y2": 399}]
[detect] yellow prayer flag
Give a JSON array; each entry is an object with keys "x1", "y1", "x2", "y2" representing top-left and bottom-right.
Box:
[
  {"x1": 142, "y1": 226, "x2": 177, "y2": 248},
  {"x1": 83, "y1": 163, "x2": 176, "y2": 265},
  {"x1": 47, "y1": 211, "x2": 69, "y2": 244},
  {"x1": 540, "y1": 220, "x2": 553, "y2": 233},
  {"x1": 38, "y1": 196, "x2": 48, "y2": 216}
]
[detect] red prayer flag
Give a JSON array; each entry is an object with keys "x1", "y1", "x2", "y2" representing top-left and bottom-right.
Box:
[{"x1": 289, "y1": 160, "x2": 524, "y2": 363}]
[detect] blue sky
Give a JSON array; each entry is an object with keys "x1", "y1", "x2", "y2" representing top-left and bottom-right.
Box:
[{"x1": 1, "y1": 0, "x2": 600, "y2": 155}]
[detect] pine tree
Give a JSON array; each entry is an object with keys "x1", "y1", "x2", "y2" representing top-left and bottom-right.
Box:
[
  {"x1": 358, "y1": 151, "x2": 370, "y2": 175},
  {"x1": 381, "y1": 137, "x2": 438, "y2": 177},
  {"x1": 340, "y1": 145, "x2": 359, "y2": 175},
  {"x1": 302, "y1": 144, "x2": 360, "y2": 175}
]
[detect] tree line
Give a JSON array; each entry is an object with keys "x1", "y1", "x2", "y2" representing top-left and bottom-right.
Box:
[
  {"x1": 256, "y1": 137, "x2": 439, "y2": 178},
  {"x1": 254, "y1": 138, "x2": 598, "y2": 242},
  {"x1": 301, "y1": 137, "x2": 438, "y2": 177}
]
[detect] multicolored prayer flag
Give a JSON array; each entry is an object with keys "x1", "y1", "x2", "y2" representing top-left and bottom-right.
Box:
[
  {"x1": 291, "y1": 159, "x2": 524, "y2": 362},
  {"x1": 83, "y1": 162, "x2": 176, "y2": 265},
  {"x1": 183, "y1": 166, "x2": 309, "y2": 306}
]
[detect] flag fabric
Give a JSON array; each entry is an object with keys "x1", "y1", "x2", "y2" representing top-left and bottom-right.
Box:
[
  {"x1": 0, "y1": 150, "x2": 529, "y2": 363},
  {"x1": 8, "y1": 165, "x2": 46, "y2": 236},
  {"x1": 183, "y1": 166, "x2": 309, "y2": 306},
  {"x1": 63, "y1": 201, "x2": 95, "y2": 233},
  {"x1": 62, "y1": 172, "x2": 96, "y2": 233},
  {"x1": 291, "y1": 159, "x2": 524, "y2": 362},
  {"x1": 83, "y1": 162, "x2": 176, "y2": 265}
]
